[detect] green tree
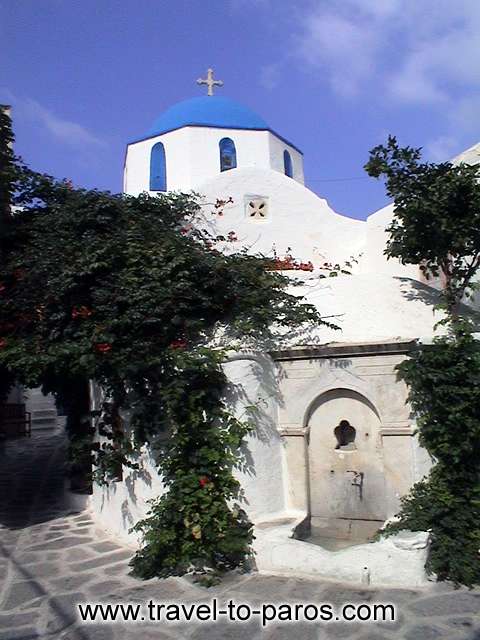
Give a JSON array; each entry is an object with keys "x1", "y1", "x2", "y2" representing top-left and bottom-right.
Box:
[
  {"x1": 365, "y1": 135, "x2": 480, "y2": 317},
  {"x1": 0, "y1": 105, "x2": 15, "y2": 227},
  {"x1": 0, "y1": 105, "x2": 18, "y2": 402},
  {"x1": 0, "y1": 110, "x2": 324, "y2": 581},
  {"x1": 366, "y1": 136, "x2": 480, "y2": 586}
]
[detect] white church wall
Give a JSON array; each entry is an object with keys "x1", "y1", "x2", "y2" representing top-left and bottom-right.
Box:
[
  {"x1": 267, "y1": 132, "x2": 304, "y2": 184},
  {"x1": 89, "y1": 353, "x2": 288, "y2": 544},
  {"x1": 187, "y1": 127, "x2": 272, "y2": 184},
  {"x1": 89, "y1": 442, "x2": 166, "y2": 546},
  {"x1": 197, "y1": 167, "x2": 366, "y2": 266},
  {"x1": 279, "y1": 273, "x2": 447, "y2": 347},
  {"x1": 125, "y1": 127, "x2": 305, "y2": 196},
  {"x1": 88, "y1": 382, "x2": 167, "y2": 545},
  {"x1": 362, "y1": 204, "x2": 420, "y2": 279},
  {"x1": 363, "y1": 201, "x2": 480, "y2": 311},
  {"x1": 124, "y1": 128, "x2": 194, "y2": 196},
  {"x1": 223, "y1": 354, "x2": 287, "y2": 521},
  {"x1": 452, "y1": 141, "x2": 480, "y2": 167}
]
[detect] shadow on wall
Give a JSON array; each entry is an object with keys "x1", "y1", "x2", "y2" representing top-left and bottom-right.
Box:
[
  {"x1": 396, "y1": 276, "x2": 480, "y2": 328},
  {"x1": 223, "y1": 353, "x2": 283, "y2": 481},
  {"x1": 98, "y1": 440, "x2": 155, "y2": 533}
]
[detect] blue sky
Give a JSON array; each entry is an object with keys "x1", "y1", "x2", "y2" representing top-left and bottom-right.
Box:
[{"x1": 2, "y1": 0, "x2": 480, "y2": 219}]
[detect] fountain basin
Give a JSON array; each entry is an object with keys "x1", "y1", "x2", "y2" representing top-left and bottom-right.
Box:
[{"x1": 252, "y1": 515, "x2": 431, "y2": 587}]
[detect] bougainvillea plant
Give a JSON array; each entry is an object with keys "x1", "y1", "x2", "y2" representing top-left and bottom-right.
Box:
[
  {"x1": 366, "y1": 136, "x2": 480, "y2": 586},
  {"x1": 0, "y1": 108, "x2": 325, "y2": 582}
]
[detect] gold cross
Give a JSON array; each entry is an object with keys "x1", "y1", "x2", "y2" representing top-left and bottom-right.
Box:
[{"x1": 197, "y1": 68, "x2": 223, "y2": 96}]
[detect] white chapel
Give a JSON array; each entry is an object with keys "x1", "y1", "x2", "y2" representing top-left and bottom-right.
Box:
[{"x1": 90, "y1": 72, "x2": 479, "y2": 585}]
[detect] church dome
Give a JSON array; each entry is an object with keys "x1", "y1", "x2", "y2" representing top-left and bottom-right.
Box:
[{"x1": 148, "y1": 96, "x2": 269, "y2": 137}]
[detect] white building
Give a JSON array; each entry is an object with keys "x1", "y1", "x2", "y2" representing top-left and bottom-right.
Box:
[{"x1": 90, "y1": 82, "x2": 477, "y2": 585}]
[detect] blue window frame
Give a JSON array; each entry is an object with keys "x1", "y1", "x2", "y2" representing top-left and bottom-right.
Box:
[
  {"x1": 219, "y1": 137, "x2": 237, "y2": 172},
  {"x1": 284, "y1": 150, "x2": 293, "y2": 178},
  {"x1": 150, "y1": 142, "x2": 167, "y2": 191}
]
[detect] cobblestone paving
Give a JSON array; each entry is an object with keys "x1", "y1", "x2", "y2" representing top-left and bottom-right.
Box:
[{"x1": 1, "y1": 430, "x2": 479, "y2": 639}]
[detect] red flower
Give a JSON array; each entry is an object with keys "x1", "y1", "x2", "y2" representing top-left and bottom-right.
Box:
[
  {"x1": 0, "y1": 338, "x2": 6, "y2": 349},
  {"x1": 72, "y1": 305, "x2": 92, "y2": 319},
  {"x1": 95, "y1": 343, "x2": 111, "y2": 353},
  {"x1": 199, "y1": 476, "x2": 209, "y2": 488},
  {"x1": 170, "y1": 339, "x2": 187, "y2": 349}
]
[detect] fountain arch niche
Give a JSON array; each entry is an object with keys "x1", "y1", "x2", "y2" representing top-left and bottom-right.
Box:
[{"x1": 307, "y1": 388, "x2": 387, "y2": 545}]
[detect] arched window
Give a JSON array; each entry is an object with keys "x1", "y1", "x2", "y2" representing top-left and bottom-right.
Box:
[
  {"x1": 150, "y1": 142, "x2": 166, "y2": 191},
  {"x1": 219, "y1": 138, "x2": 237, "y2": 172},
  {"x1": 284, "y1": 150, "x2": 293, "y2": 178}
]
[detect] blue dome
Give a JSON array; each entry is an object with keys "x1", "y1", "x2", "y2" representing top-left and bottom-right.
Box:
[{"x1": 147, "y1": 96, "x2": 269, "y2": 136}]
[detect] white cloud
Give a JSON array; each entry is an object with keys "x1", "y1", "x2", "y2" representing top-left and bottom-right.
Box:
[
  {"x1": 23, "y1": 98, "x2": 105, "y2": 148},
  {"x1": 294, "y1": 9, "x2": 380, "y2": 97},
  {"x1": 292, "y1": 1, "x2": 480, "y2": 106},
  {"x1": 284, "y1": 1, "x2": 480, "y2": 154},
  {"x1": 0, "y1": 88, "x2": 105, "y2": 149}
]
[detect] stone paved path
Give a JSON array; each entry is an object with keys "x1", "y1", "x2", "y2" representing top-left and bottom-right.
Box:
[{"x1": 1, "y1": 430, "x2": 479, "y2": 640}]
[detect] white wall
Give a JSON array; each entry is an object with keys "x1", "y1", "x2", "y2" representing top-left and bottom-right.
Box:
[
  {"x1": 196, "y1": 167, "x2": 365, "y2": 266},
  {"x1": 268, "y1": 132, "x2": 304, "y2": 184},
  {"x1": 452, "y1": 141, "x2": 480, "y2": 166},
  {"x1": 362, "y1": 204, "x2": 420, "y2": 279},
  {"x1": 90, "y1": 443, "x2": 166, "y2": 546},
  {"x1": 90, "y1": 353, "x2": 288, "y2": 543},
  {"x1": 223, "y1": 354, "x2": 287, "y2": 522},
  {"x1": 124, "y1": 127, "x2": 304, "y2": 195}
]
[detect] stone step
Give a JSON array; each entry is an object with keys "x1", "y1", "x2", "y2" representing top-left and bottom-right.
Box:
[
  {"x1": 32, "y1": 417, "x2": 57, "y2": 424},
  {"x1": 31, "y1": 409, "x2": 58, "y2": 419},
  {"x1": 31, "y1": 419, "x2": 59, "y2": 431}
]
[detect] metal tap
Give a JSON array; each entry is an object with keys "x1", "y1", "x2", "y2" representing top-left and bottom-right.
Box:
[{"x1": 346, "y1": 469, "x2": 364, "y2": 484}]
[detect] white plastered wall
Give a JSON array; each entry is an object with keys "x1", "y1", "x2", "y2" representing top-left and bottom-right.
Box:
[
  {"x1": 89, "y1": 353, "x2": 289, "y2": 544},
  {"x1": 362, "y1": 204, "x2": 420, "y2": 279},
  {"x1": 223, "y1": 354, "x2": 287, "y2": 522},
  {"x1": 268, "y1": 132, "x2": 304, "y2": 183},
  {"x1": 124, "y1": 128, "x2": 304, "y2": 196},
  {"x1": 196, "y1": 167, "x2": 365, "y2": 266}
]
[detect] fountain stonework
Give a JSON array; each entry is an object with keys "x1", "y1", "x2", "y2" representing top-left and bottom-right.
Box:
[{"x1": 275, "y1": 341, "x2": 424, "y2": 544}]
